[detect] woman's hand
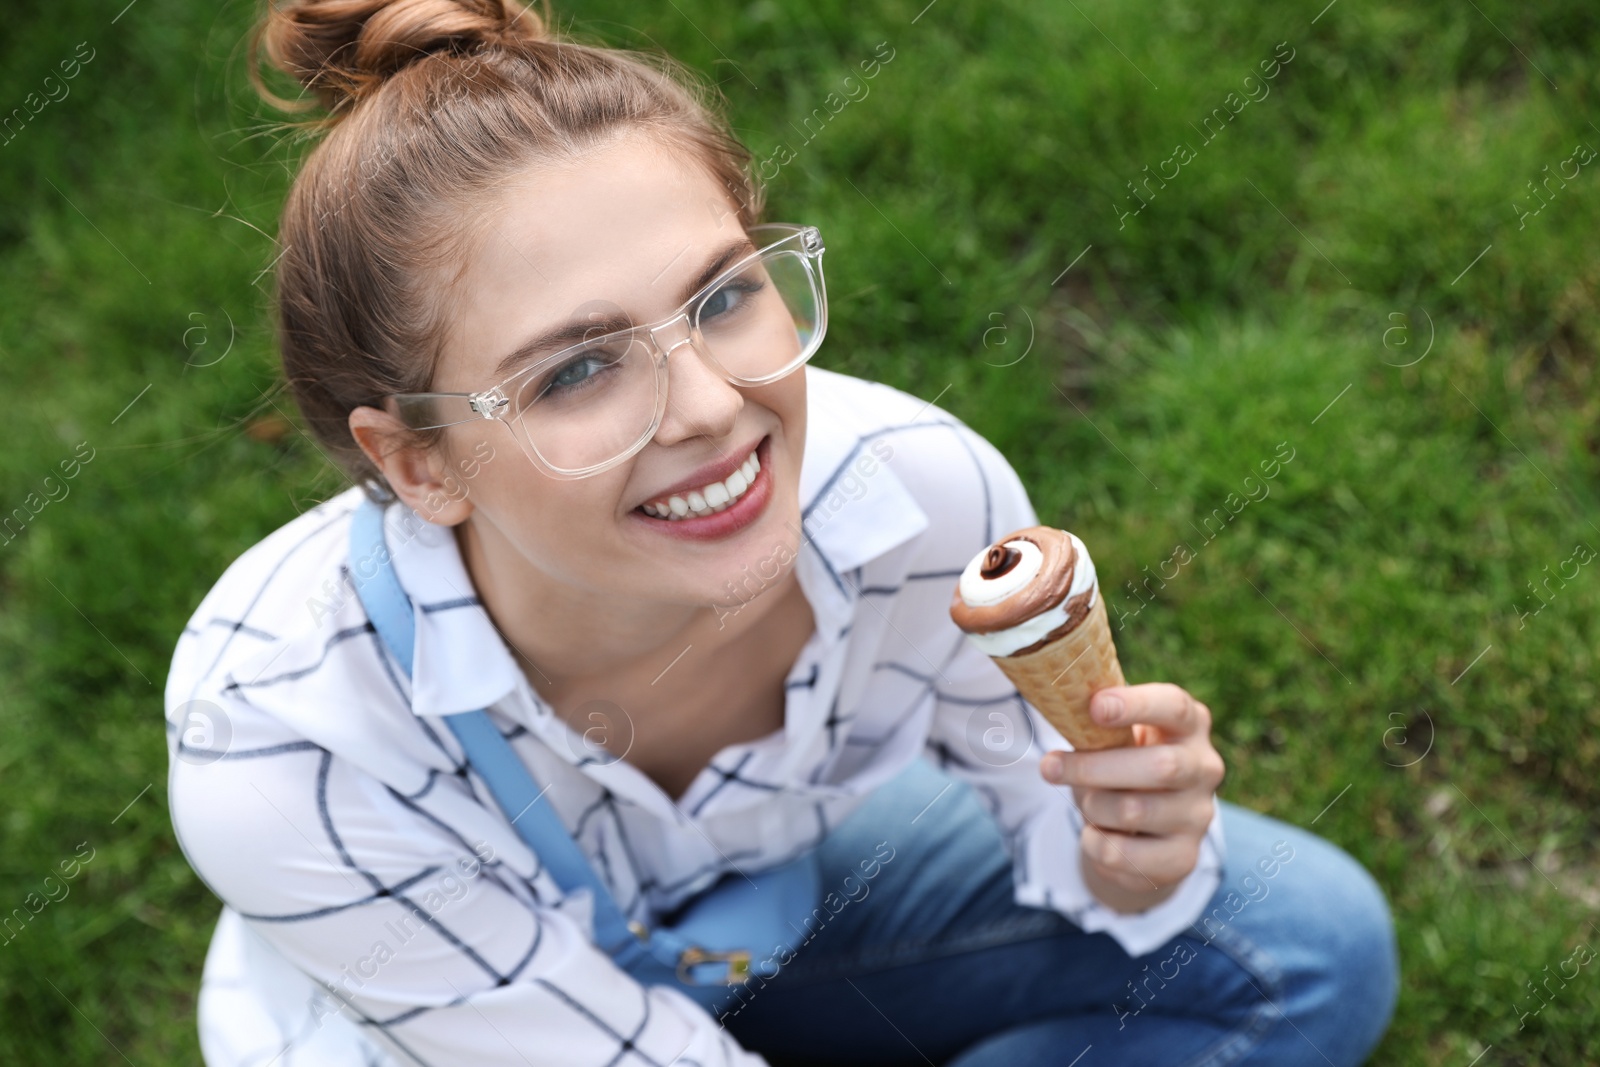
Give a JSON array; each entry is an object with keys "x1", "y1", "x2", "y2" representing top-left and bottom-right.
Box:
[{"x1": 1039, "y1": 683, "x2": 1226, "y2": 914}]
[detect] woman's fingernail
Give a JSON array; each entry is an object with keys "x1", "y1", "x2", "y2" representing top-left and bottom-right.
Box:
[
  {"x1": 1096, "y1": 694, "x2": 1124, "y2": 724},
  {"x1": 1042, "y1": 754, "x2": 1066, "y2": 782}
]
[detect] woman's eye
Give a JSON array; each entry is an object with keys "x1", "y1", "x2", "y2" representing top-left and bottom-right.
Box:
[
  {"x1": 536, "y1": 350, "x2": 619, "y2": 399},
  {"x1": 552, "y1": 357, "x2": 601, "y2": 387},
  {"x1": 701, "y1": 279, "x2": 763, "y2": 322}
]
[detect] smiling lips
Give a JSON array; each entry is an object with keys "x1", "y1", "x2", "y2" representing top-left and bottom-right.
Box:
[{"x1": 639, "y1": 445, "x2": 762, "y2": 520}]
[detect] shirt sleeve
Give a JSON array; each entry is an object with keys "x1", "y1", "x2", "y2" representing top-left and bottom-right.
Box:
[
  {"x1": 919, "y1": 422, "x2": 1226, "y2": 960},
  {"x1": 170, "y1": 697, "x2": 767, "y2": 1067}
]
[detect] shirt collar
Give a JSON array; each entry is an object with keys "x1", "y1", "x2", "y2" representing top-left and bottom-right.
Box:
[
  {"x1": 790, "y1": 382, "x2": 930, "y2": 637},
  {"x1": 384, "y1": 506, "x2": 524, "y2": 719}
]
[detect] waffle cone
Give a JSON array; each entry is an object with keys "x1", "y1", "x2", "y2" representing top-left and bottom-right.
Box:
[{"x1": 987, "y1": 591, "x2": 1134, "y2": 751}]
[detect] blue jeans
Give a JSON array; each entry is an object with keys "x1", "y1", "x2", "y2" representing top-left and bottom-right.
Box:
[{"x1": 719, "y1": 759, "x2": 1398, "y2": 1066}]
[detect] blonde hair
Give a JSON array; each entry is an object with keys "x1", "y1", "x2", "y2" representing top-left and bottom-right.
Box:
[{"x1": 251, "y1": 0, "x2": 764, "y2": 497}]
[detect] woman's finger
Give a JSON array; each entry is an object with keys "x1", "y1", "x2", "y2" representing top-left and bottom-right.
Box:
[
  {"x1": 1090, "y1": 682, "x2": 1211, "y2": 740},
  {"x1": 1045, "y1": 742, "x2": 1219, "y2": 792},
  {"x1": 1080, "y1": 823, "x2": 1202, "y2": 891},
  {"x1": 1075, "y1": 786, "x2": 1216, "y2": 837}
]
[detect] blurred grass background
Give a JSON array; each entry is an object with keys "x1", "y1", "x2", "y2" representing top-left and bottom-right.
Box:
[{"x1": 2, "y1": 0, "x2": 1598, "y2": 1062}]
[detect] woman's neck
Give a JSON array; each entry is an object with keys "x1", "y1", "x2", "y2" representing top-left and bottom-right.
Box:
[{"x1": 452, "y1": 511, "x2": 796, "y2": 707}]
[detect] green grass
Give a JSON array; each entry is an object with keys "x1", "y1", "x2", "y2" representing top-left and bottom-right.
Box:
[{"x1": 2, "y1": 0, "x2": 1598, "y2": 1061}]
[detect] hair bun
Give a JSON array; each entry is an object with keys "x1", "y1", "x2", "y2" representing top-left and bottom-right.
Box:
[{"x1": 256, "y1": 0, "x2": 547, "y2": 115}]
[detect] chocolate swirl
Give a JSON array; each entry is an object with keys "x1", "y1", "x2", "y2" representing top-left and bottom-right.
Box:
[
  {"x1": 948, "y1": 526, "x2": 1079, "y2": 635},
  {"x1": 980, "y1": 543, "x2": 1023, "y2": 580},
  {"x1": 1005, "y1": 588, "x2": 1095, "y2": 655}
]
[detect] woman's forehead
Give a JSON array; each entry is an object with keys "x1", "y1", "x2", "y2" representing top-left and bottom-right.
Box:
[
  {"x1": 481, "y1": 133, "x2": 741, "y2": 289},
  {"x1": 440, "y1": 133, "x2": 746, "y2": 383}
]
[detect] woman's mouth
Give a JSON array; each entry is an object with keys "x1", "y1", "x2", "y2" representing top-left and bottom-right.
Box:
[
  {"x1": 630, "y1": 437, "x2": 773, "y2": 540},
  {"x1": 640, "y1": 445, "x2": 760, "y2": 519}
]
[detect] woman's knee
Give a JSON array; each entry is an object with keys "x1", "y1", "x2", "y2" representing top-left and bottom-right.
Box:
[
  {"x1": 1214, "y1": 805, "x2": 1399, "y2": 1063},
  {"x1": 1306, "y1": 836, "x2": 1399, "y2": 1038}
]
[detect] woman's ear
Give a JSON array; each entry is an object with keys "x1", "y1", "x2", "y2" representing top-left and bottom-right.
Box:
[{"x1": 348, "y1": 406, "x2": 475, "y2": 527}]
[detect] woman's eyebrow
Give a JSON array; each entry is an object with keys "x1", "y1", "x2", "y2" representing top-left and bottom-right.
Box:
[
  {"x1": 674, "y1": 236, "x2": 756, "y2": 306},
  {"x1": 490, "y1": 236, "x2": 757, "y2": 381},
  {"x1": 491, "y1": 319, "x2": 628, "y2": 379}
]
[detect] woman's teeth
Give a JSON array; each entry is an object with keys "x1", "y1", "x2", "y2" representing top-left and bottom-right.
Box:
[{"x1": 641, "y1": 449, "x2": 761, "y2": 520}]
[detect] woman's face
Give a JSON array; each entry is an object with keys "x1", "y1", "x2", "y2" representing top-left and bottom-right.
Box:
[{"x1": 425, "y1": 132, "x2": 808, "y2": 611}]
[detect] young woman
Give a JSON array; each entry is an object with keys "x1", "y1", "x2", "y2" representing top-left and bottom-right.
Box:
[{"x1": 165, "y1": 2, "x2": 1399, "y2": 1064}]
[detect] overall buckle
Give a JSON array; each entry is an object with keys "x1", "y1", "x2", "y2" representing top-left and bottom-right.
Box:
[{"x1": 676, "y1": 946, "x2": 754, "y2": 985}]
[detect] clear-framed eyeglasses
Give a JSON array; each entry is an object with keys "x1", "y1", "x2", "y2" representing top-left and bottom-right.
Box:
[{"x1": 382, "y1": 222, "x2": 828, "y2": 480}]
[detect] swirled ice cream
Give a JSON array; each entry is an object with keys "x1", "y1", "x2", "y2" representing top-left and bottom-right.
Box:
[
  {"x1": 949, "y1": 525, "x2": 1134, "y2": 751},
  {"x1": 949, "y1": 528, "x2": 1098, "y2": 657}
]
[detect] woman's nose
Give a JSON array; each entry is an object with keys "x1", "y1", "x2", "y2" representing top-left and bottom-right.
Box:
[{"x1": 650, "y1": 329, "x2": 743, "y2": 447}]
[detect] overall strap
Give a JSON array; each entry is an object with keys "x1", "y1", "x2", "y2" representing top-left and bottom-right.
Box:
[{"x1": 348, "y1": 498, "x2": 649, "y2": 968}]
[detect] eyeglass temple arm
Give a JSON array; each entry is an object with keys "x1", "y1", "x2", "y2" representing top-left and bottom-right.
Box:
[{"x1": 389, "y1": 389, "x2": 508, "y2": 431}]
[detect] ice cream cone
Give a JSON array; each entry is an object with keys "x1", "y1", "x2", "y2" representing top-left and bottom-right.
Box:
[
  {"x1": 948, "y1": 526, "x2": 1135, "y2": 752},
  {"x1": 985, "y1": 592, "x2": 1133, "y2": 751}
]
